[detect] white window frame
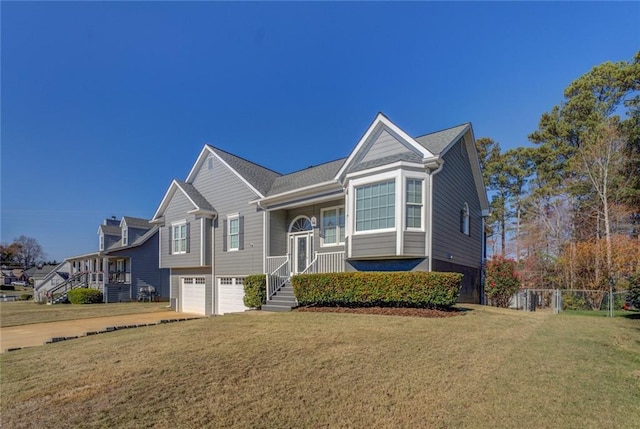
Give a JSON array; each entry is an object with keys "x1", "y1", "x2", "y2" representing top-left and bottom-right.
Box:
[
  {"x1": 122, "y1": 227, "x2": 128, "y2": 246},
  {"x1": 172, "y1": 221, "x2": 187, "y2": 254},
  {"x1": 99, "y1": 234, "x2": 104, "y2": 251},
  {"x1": 405, "y1": 177, "x2": 425, "y2": 231},
  {"x1": 353, "y1": 179, "x2": 397, "y2": 234},
  {"x1": 320, "y1": 206, "x2": 345, "y2": 247},
  {"x1": 227, "y1": 214, "x2": 240, "y2": 252},
  {"x1": 348, "y1": 171, "x2": 400, "y2": 236}
]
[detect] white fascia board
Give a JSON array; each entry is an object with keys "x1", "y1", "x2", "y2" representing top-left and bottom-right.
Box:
[
  {"x1": 151, "y1": 180, "x2": 179, "y2": 221},
  {"x1": 65, "y1": 251, "x2": 102, "y2": 261},
  {"x1": 437, "y1": 124, "x2": 471, "y2": 156},
  {"x1": 201, "y1": 146, "x2": 265, "y2": 199},
  {"x1": 174, "y1": 182, "x2": 204, "y2": 211},
  {"x1": 343, "y1": 161, "x2": 425, "y2": 182},
  {"x1": 185, "y1": 146, "x2": 212, "y2": 183},
  {"x1": 460, "y1": 127, "x2": 490, "y2": 211},
  {"x1": 187, "y1": 209, "x2": 217, "y2": 218},
  {"x1": 250, "y1": 180, "x2": 340, "y2": 207},
  {"x1": 334, "y1": 113, "x2": 435, "y2": 180},
  {"x1": 264, "y1": 190, "x2": 345, "y2": 211}
]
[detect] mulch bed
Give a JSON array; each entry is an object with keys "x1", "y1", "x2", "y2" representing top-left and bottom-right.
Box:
[{"x1": 296, "y1": 306, "x2": 464, "y2": 318}]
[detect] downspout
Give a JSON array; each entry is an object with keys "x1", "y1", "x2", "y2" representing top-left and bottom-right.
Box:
[{"x1": 427, "y1": 160, "x2": 444, "y2": 271}]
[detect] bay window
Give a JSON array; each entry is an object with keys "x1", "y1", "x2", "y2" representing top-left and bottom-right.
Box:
[
  {"x1": 355, "y1": 180, "x2": 395, "y2": 232},
  {"x1": 406, "y1": 179, "x2": 423, "y2": 229}
]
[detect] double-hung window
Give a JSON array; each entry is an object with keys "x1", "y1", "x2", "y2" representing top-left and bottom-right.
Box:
[
  {"x1": 322, "y1": 207, "x2": 345, "y2": 245},
  {"x1": 355, "y1": 180, "x2": 395, "y2": 232},
  {"x1": 228, "y1": 216, "x2": 240, "y2": 251},
  {"x1": 172, "y1": 222, "x2": 187, "y2": 254},
  {"x1": 406, "y1": 179, "x2": 423, "y2": 229},
  {"x1": 99, "y1": 234, "x2": 104, "y2": 251},
  {"x1": 122, "y1": 228, "x2": 128, "y2": 246}
]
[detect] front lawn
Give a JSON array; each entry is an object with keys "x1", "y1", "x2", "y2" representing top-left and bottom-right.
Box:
[
  {"x1": 0, "y1": 301, "x2": 170, "y2": 327},
  {"x1": 1, "y1": 305, "x2": 639, "y2": 428}
]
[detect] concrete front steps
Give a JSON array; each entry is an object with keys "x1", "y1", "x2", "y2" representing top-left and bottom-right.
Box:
[{"x1": 261, "y1": 283, "x2": 296, "y2": 312}]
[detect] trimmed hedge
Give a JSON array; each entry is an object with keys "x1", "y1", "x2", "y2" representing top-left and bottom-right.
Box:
[
  {"x1": 243, "y1": 274, "x2": 266, "y2": 308},
  {"x1": 67, "y1": 288, "x2": 103, "y2": 304},
  {"x1": 293, "y1": 271, "x2": 463, "y2": 308}
]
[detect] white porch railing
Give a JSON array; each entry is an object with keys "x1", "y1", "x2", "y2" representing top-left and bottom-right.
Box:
[
  {"x1": 301, "y1": 251, "x2": 346, "y2": 274},
  {"x1": 266, "y1": 256, "x2": 288, "y2": 274},
  {"x1": 267, "y1": 257, "x2": 290, "y2": 300}
]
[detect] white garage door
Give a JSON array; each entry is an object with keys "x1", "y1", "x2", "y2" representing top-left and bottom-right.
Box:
[
  {"x1": 181, "y1": 277, "x2": 206, "y2": 315},
  {"x1": 217, "y1": 277, "x2": 249, "y2": 315}
]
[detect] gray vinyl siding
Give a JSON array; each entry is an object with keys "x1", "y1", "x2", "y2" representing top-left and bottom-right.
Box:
[
  {"x1": 170, "y1": 267, "x2": 213, "y2": 315},
  {"x1": 403, "y1": 231, "x2": 426, "y2": 256},
  {"x1": 431, "y1": 135, "x2": 483, "y2": 269},
  {"x1": 191, "y1": 155, "x2": 264, "y2": 276},
  {"x1": 160, "y1": 191, "x2": 202, "y2": 268},
  {"x1": 360, "y1": 129, "x2": 415, "y2": 164},
  {"x1": 285, "y1": 199, "x2": 346, "y2": 257},
  {"x1": 351, "y1": 232, "x2": 396, "y2": 258},
  {"x1": 269, "y1": 210, "x2": 287, "y2": 257},
  {"x1": 104, "y1": 234, "x2": 119, "y2": 250},
  {"x1": 107, "y1": 232, "x2": 170, "y2": 299},
  {"x1": 128, "y1": 227, "x2": 149, "y2": 243}
]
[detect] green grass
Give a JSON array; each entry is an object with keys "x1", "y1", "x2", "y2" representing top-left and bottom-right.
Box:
[
  {"x1": 0, "y1": 301, "x2": 171, "y2": 327},
  {"x1": 1, "y1": 305, "x2": 639, "y2": 428},
  {"x1": 563, "y1": 309, "x2": 640, "y2": 318}
]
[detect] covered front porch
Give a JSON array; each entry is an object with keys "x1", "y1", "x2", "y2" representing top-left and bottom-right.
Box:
[
  {"x1": 263, "y1": 197, "x2": 347, "y2": 303},
  {"x1": 67, "y1": 254, "x2": 134, "y2": 302}
]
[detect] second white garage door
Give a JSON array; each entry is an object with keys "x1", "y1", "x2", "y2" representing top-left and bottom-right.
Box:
[
  {"x1": 217, "y1": 277, "x2": 249, "y2": 315},
  {"x1": 181, "y1": 277, "x2": 206, "y2": 315}
]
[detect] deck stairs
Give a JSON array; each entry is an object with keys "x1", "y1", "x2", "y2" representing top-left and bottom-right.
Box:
[
  {"x1": 261, "y1": 281, "x2": 296, "y2": 312},
  {"x1": 48, "y1": 272, "x2": 88, "y2": 304}
]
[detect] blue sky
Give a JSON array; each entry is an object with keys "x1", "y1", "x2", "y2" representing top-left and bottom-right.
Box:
[{"x1": 2, "y1": 2, "x2": 638, "y2": 262}]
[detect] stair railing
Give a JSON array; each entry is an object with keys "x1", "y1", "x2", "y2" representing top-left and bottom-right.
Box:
[{"x1": 267, "y1": 257, "x2": 289, "y2": 300}]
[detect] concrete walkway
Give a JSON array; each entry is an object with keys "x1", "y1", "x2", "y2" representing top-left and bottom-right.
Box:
[{"x1": 1, "y1": 312, "x2": 202, "y2": 352}]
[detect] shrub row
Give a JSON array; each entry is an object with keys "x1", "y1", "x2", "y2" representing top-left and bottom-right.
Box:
[
  {"x1": 67, "y1": 288, "x2": 103, "y2": 304},
  {"x1": 293, "y1": 271, "x2": 462, "y2": 308},
  {"x1": 243, "y1": 274, "x2": 266, "y2": 308}
]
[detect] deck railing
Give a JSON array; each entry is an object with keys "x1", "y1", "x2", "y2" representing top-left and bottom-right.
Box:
[
  {"x1": 302, "y1": 251, "x2": 346, "y2": 274},
  {"x1": 266, "y1": 256, "x2": 288, "y2": 274}
]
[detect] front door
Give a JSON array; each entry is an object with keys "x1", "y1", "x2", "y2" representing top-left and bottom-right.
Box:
[{"x1": 290, "y1": 233, "x2": 312, "y2": 274}]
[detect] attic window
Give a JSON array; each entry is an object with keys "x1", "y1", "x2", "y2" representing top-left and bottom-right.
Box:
[
  {"x1": 207, "y1": 156, "x2": 214, "y2": 170},
  {"x1": 122, "y1": 227, "x2": 128, "y2": 246},
  {"x1": 99, "y1": 235, "x2": 104, "y2": 251}
]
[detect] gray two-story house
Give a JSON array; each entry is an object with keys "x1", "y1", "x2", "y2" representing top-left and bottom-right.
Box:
[
  {"x1": 152, "y1": 113, "x2": 489, "y2": 316},
  {"x1": 64, "y1": 216, "x2": 170, "y2": 302}
]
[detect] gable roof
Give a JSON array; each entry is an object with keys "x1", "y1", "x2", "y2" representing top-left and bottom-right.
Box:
[
  {"x1": 414, "y1": 123, "x2": 470, "y2": 156},
  {"x1": 105, "y1": 226, "x2": 160, "y2": 253},
  {"x1": 152, "y1": 179, "x2": 216, "y2": 221},
  {"x1": 206, "y1": 146, "x2": 281, "y2": 196},
  {"x1": 335, "y1": 113, "x2": 436, "y2": 181},
  {"x1": 121, "y1": 216, "x2": 152, "y2": 229},
  {"x1": 99, "y1": 224, "x2": 121, "y2": 236},
  {"x1": 266, "y1": 158, "x2": 346, "y2": 196}
]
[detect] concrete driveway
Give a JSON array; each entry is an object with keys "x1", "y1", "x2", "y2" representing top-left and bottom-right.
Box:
[{"x1": 1, "y1": 312, "x2": 202, "y2": 352}]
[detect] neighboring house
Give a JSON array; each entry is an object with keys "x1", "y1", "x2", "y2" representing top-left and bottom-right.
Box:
[
  {"x1": 28, "y1": 264, "x2": 61, "y2": 289},
  {"x1": 32, "y1": 261, "x2": 71, "y2": 301},
  {"x1": 65, "y1": 217, "x2": 170, "y2": 303},
  {"x1": 1, "y1": 270, "x2": 17, "y2": 285},
  {"x1": 151, "y1": 113, "x2": 489, "y2": 316}
]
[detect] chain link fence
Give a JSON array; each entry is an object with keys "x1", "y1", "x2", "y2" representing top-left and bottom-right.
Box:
[{"x1": 505, "y1": 289, "x2": 636, "y2": 317}]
